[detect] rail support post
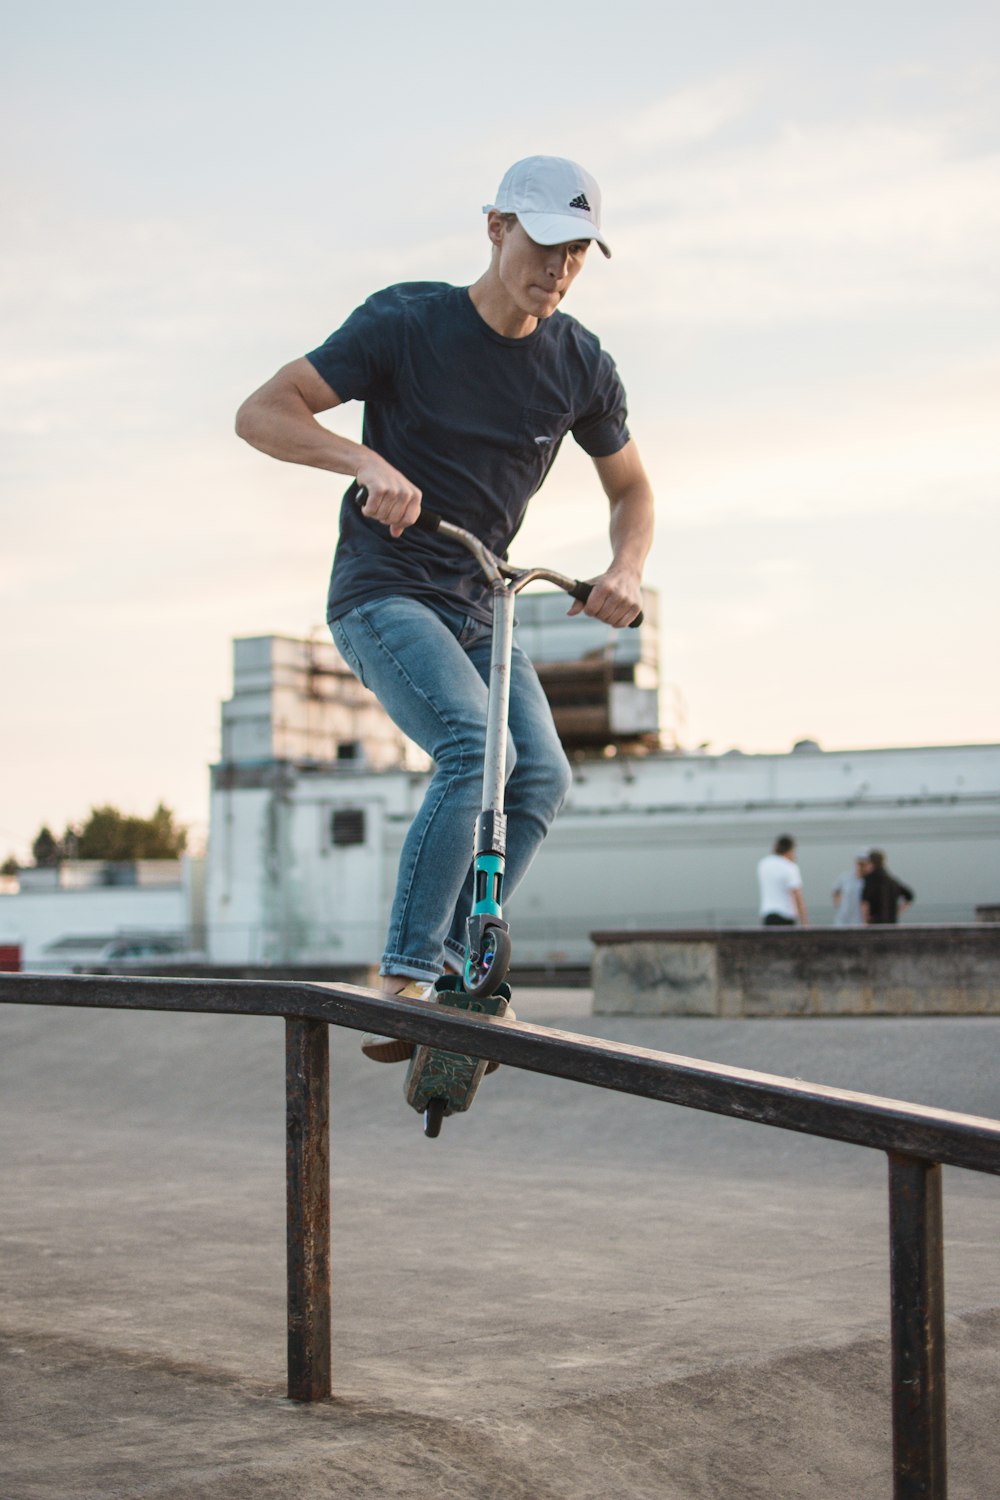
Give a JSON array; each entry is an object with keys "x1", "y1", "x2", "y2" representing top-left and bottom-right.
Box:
[
  {"x1": 285, "y1": 1016, "x2": 331, "y2": 1401},
  {"x1": 888, "y1": 1152, "x2": 946, "y2": 1499}
]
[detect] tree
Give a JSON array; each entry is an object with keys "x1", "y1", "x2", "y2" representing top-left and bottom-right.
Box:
[
  {"x1": 31, "y1": 804, "x2": 188, "y2": 864},
  {"x1": 32, "y1": 826, "x2": 61, "y2": 867},
  {"x1": 1, "y1": 855, "x2": 19, "y2": 876},
  {"x1": 74, "y1": 803, "x2": 188, "y2": 861}
]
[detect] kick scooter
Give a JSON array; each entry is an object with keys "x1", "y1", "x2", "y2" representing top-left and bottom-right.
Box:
[{"x1": 385, "y1": 503, "x2": 642, "y2": 1138}]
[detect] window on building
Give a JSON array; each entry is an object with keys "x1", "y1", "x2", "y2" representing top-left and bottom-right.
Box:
[{"x1": 331, "y1": 808, "x2": 366, "y2": 847}]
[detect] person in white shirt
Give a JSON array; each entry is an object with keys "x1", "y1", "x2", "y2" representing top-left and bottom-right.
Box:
[{"x1": 757, "y1": 835, "x2": 809, "y2": 926}]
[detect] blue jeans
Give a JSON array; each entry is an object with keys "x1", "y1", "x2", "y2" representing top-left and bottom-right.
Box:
[{"x1": 330, "y1": 597, "x2": 573, "y2": 981}]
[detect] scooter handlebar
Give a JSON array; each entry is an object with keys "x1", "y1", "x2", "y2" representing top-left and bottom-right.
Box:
[{"x1": 355, "y1": 487, "x2": 642, "y2": 626}]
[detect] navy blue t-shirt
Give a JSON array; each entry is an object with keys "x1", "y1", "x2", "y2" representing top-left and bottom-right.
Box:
[{"x1": 305, "y1": 282, "x2": 630, "y2": 624}]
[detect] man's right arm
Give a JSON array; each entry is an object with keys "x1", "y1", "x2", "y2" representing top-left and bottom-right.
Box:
[{"x1": 235, "y1": 358, "x2": 422, "y2": 536}]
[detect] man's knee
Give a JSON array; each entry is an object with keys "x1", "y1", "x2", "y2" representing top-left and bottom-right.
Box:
[
  {"x1": 550, "y1": 747, "x2": 574, "y2": 809},
  {"x1": 510, "y1": 739, "x2": 573, "y2": 815}
]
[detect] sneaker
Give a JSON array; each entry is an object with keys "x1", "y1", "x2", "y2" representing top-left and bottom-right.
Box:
[
  {"x1": 361, "y1": 985, "x2": 516, "y2": 1070},
  {"x1": 361, "y1": 981, "x2": 433, "y2": 1063}
]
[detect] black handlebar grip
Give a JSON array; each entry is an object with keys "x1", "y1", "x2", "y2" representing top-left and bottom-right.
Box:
[
  {"x1": 354, "y1": 484, "x2": 442, "y2": 533},
  {"x1": 570, "y1": 580, "x2": 644, "y2": 629}
]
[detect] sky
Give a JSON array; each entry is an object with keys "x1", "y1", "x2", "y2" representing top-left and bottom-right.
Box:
[{"x1": 1, "y1": 0, "x2": 998, "y2": 862}]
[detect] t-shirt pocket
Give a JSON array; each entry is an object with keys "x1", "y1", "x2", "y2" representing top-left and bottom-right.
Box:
[
  {"x1": 515, "y1": 407, "x2": 573, "y2": 494},
  {"x1": 518, "y1": 406, "x2": 572, "y2": 456}
]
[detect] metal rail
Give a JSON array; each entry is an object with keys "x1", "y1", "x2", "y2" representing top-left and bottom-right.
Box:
[{"x1": 5, "y1": 971, "x2": 1000, "y2": 1498}]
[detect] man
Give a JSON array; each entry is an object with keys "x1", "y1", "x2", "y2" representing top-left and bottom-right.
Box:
[
  {"x1": 235, "y1": 155, "x2": 654, "y2": 1059},
  {"x1": 757, "y1": 835, "x2": 809, "y2": 927},
  {"x1": 862, "y1": 850, "x2": 915, "y2": 925},
  {"x1": 832, "y1": 850, "x2": 871, "y2": 927}
]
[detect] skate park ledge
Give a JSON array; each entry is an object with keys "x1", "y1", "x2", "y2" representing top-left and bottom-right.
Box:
[{"x1": 590, "y1": 924, "x2": 1000, "y2": 1017}]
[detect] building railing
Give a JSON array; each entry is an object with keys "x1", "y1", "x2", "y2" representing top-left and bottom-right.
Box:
[{"x1": 4, "y1": 971, "x2": 1000, "y2": 1499}]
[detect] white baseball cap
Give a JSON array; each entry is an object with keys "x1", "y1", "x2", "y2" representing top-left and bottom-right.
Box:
[{"x1": 483, "y1": 155, "x2": 611, "y2": 258}]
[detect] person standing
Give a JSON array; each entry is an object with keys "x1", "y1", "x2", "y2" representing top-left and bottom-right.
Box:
[
  {"x1": 832, "y1": 850, "x2": 871, "y2": 927},
  {"x1": 235, "y1": 154, "x2": 654, "y2": 1060},
  {"x1": 758, "y1": 835, "x2": 809, "y2": 926},
  {"x1": 861, "y1": 850, "x2": 915, "y2": 924}
]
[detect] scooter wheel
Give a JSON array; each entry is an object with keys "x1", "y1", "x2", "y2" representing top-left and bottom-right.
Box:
[
  {"x1": 466, "y1": 925, "x2": 513, "y2": 998},
  {"x1": 424, "y1": 1098, "x2": 447, "y2": 1137}
]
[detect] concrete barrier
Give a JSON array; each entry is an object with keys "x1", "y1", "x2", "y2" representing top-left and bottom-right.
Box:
[{"x1": 591, "y1": 925, "x2": 1000, "y2": 1017}]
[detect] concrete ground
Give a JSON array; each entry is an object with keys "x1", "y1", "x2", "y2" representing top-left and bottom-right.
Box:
[{"x1": 2, "y1": 989, "x2": 1000, "y2": 1499}]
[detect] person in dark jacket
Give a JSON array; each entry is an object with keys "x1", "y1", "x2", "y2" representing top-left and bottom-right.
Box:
[{"x1": 861, "y1": 849, "x2": 915, "y2": 924}]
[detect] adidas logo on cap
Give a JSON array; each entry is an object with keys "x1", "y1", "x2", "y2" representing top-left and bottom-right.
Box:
[{"x1": 569, "y1": 193, "x2": 591, "y2": 211}]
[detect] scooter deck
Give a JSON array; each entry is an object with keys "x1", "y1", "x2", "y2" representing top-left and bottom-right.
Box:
[{"x1": 404, "y1": 978, "x2": 512, "y2": 1118}]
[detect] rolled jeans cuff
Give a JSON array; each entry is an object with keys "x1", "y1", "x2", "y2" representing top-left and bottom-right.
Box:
[
  {"x1": 380, "y1": 953, "x2": 442, "y2": 982},
  {"x1": 443, "y1": 937, "x2": 466, "y2": 968}
]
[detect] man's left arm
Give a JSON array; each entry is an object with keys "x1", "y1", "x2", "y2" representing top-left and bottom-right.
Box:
[{"x1": 568, "y1": 440, "x2": 654, "y2": 628}]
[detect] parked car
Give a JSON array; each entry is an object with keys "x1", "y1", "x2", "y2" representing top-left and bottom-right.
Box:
[
  {"x1": 97, "y1": 936, "x2": 188, "y2": 963},
  {"x1": 30, "y1": 933, "x2": 205, "y2": 973}
]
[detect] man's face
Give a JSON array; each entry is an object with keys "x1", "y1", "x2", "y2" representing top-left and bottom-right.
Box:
[{"x1": 492, "y1": 216, "x2": 590, "y2": 319}]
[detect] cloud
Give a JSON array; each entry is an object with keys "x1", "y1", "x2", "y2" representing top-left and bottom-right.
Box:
[
  {"x1": 653, "y1": 352, "x2": 1000, "y2": 523},
  {"x1": 575, "y1": 99, "x2": 1000, "y2": 326},
  {"x1": 617, "y1": 74, "x2": 761, "y2": 149}
]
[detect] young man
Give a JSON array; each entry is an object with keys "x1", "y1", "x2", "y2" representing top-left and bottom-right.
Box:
[
  {"x1": 757, "y1": 835, "x2": 809, "y2": 926},
  {"x1": 235, "y1": 155, "x2": 654, "y2": 1058}
]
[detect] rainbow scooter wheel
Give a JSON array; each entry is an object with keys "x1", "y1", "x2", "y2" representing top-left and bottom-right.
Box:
[{"x1": 465, "y1": 922, "x2": 513, "y2": 998}]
